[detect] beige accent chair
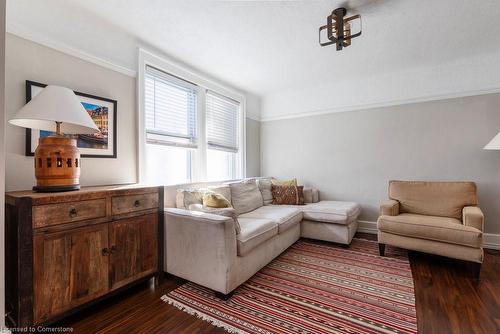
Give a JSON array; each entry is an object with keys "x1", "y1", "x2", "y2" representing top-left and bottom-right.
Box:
[{"x1": 377, "y1": 180, "x2": 484, "y2": 278}]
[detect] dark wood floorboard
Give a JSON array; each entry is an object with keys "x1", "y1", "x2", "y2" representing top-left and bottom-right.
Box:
[{"x1": 49, "y1": 233, "x2": 500, "y2": 334}]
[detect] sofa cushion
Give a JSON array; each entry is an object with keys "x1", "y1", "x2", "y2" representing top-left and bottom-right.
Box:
[
  {"x1": 206, "y1": 185, "x2": 232, "y2": 203},
  {"x1": 296, "y1": 201, "x2": 361, "y2": 224},
  {"x1": 227, "y1": 179, "x2": 264, "y2": 214},
  {"x1": 389, "y1": 180, "x2": 477, "y2": 220},
  {"x1": 188, "y1": 204, "x2": 241, "y2": 234},
  {"x1": 312, "y1": 189, "x2": 319, "y2": 203},
  {"x1": 277, "y1": 213, "x2": 303, "y2": 233},
  {"x1": 303, "y1": 188, "x2": 313, "y2": 203},
  {"x1": 239, "y1": 205, "x2": 303, "y2": 233},
  {"x1": 236, "y1": 218, "x2": 278, "y2": 256},
  {"x1": 257, "y1": 178, "x2": 273, "y2": 205},
  {"x1": 271, "y1": 178, "x2": 297, "y2": 186},
  {"x1": 176, "y1": 189, "x2": 203, "y2": 209},
  {"x1": 272, "y1": 185, "x2": 304, "y2": 205},
  {"x1": 378, "y1": 213, "x2": 482, "y2": 248},
  {"x1": 202, "y1": 191, "x2": 231, "y2": 208}
]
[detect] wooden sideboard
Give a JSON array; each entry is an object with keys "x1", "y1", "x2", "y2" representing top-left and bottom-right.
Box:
[{"x1": 5, "y1": 185, "x2": 164, "y2": 327}]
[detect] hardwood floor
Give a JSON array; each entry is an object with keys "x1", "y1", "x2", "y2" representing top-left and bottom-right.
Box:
[
  {"x1": 410, "y1": 248, "x2": 500, "y2": 334},
  {"x1": 51, "y1": 233, "x2": 500, "y2": 334}
]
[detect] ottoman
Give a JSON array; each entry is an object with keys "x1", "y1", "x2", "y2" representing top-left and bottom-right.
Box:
[{"x1": 299, "y1": 201, "x2": 361, "y2": 244}]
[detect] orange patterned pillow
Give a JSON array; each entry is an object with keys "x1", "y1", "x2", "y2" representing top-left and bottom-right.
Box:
[{"x1": 272, "y1": 185, "x2": 305, "y2": 205}]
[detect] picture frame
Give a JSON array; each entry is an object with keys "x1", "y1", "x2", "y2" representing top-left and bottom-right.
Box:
[{"x1": 25, "y1": 80, "x2": 117, "y2": 158}]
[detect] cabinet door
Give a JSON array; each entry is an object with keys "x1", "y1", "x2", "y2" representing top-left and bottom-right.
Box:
[
  {"x1": 33, "y1": 224, "x2": 109, "y2": 324},
  {"x1": 109, "y1": 213, "x2": 158, "y2": 290}
]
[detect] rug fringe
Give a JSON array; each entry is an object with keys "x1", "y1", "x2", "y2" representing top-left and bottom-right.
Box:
[{"x1": 161, "y1": 295, "x2": 249, "y2": 334}]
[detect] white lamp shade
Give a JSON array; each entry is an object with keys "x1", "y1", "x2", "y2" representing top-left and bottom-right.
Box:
[
  {"x1": 9, "y1": 85, "x2": 99, "y2": 134},
  {"x1": 484, "y1": 132, "x2": 500, "y2": 150}
]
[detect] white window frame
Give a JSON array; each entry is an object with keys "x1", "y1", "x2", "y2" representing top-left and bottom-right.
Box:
[{"x1": 137, "y1": 48, "x2": 246, "y2": 184}]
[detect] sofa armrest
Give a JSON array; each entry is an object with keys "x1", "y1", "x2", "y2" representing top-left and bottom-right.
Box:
[
  {"x1": 463, "y1": 206, "x2": 484, "y2": 232},
  {"x1": 380, "y1": 199, "x2": 400, "y2": 216},
  {"x1": 166, "y1": 207, "x2": 233, "y2": 224},
  {"x1": 164, "y1": 208, "x2": 237, "y2": 293}
]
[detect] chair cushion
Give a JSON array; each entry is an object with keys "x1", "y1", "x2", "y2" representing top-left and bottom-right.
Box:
[
  {"x1": 389, "y1": 180, "x2": 477, "y2": 220},
  {"x1": 236, "y1": 218, "x2": 278, "y2": 256},
  {"x1": 239, "y1": 205, "x2": 303, "y2": 233},
  {"x1": 296, "y1": 201, "x2": 361, "y2": 224},
  {"x1": 378, "y1": 213, "x2": 482, "y2": 248},
  {"x1": 227, "y1": 179, "x2": 264, "y2": 215}
]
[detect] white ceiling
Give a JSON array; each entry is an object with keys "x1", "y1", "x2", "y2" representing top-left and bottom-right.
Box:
[{"x1": 7, "y1": 0, "x2": 500, "y2": 118}]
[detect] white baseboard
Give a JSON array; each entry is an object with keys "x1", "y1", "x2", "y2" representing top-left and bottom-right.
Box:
[
  {"x1": 357, "y1": 220, "x2": 378, "y2": 234},
  {"x1": 484, "y1": 233, "x2": 500, "y2": 250},
  {"x1": 356, "y1": 220, "x2": 500, "y2": 250}
]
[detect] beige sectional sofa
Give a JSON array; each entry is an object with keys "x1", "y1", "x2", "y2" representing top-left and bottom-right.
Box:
[{"x1": 163, "y1": 178, "x2": 360, "y2": 296}]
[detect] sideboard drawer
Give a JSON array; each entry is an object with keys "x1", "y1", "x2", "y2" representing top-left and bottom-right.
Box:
[
  {"x1": 111, "y1": 192, "x2": 159, "y2": 215},
  {"x1": 33, "y1": 199, "x2": 107, "y2": 228}
]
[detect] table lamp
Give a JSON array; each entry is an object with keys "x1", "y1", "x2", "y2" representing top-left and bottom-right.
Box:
[
  {"x1": 9, "y1": 85, "x2": 99, "y2": 192},
  {"x1": 484, "y1": 132, "x2": 500, "y2": 150}
]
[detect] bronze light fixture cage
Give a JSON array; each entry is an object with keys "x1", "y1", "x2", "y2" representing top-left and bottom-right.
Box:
[{"x1": 319, "y1": 7, "x2": 362, "y2": 51}]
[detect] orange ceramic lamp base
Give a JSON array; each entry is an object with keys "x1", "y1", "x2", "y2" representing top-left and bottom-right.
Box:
[{"x1": 33, "y1": 135, "x2": 81, "y2": 192}]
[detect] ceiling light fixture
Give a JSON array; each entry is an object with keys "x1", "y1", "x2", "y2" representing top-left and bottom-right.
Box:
[{"x1": 319, "y1": 7, "x2": 362, "y2": 51}]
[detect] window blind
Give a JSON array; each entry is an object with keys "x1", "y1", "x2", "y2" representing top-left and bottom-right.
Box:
[
  {"x1": 206, "y1": 91, "x2": 240, "y2": 153},
  {"x1": 145, "y1": 65, "x2": 198, "y2": 148}
]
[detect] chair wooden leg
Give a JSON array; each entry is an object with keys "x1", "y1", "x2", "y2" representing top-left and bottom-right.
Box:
[
  {"x1": 215, "y1": 291, "x2": 234, "y2": 301},
  {"x1": 471, "y1": 262, "x2": 481, "y2": 281},
  {"x1": 378, "y1": 243, "x2": 386, "y2": 256}
]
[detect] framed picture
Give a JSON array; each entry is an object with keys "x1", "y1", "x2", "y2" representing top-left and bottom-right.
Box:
[{"x1": 25, "y1": 80, "x2": 117, "y2": 158}]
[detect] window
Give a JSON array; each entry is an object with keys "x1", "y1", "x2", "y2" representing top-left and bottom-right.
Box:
[
  {"x1": 206, "y1": 91, "x2": 240, "y2": 181},
  {"x1": 145, "y1": 144, "x2": 192, "y2": 185},
  {"x1": 145, "y1": 66, "x2": 198, "y2": 147},
  {"x1": 144, "y1": 65, "x2": 198, "y2": 185},
  {"x1": 139, "y1": 50, "x2": 245, "y2": 185}
]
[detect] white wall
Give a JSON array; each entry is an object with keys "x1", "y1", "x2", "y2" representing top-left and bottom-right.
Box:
[
  {"x1": 245, "y1": 93, "x2": 261, "y2": 177},
  {"x1": 246, "y1": 118, "x2": 260, "y2": 177},
  {"x1": 0, "y1": 0, "x2": 6, "y2": 331},
  {"x1": 261, "y1": 50, "x2": 500, "y2": 121},
  {"x1": 261, "y1": 93, "x2": 500, "y2": 234},
  {"x1": 246, "y1": 93, "x2": 261, "y2": 123}
]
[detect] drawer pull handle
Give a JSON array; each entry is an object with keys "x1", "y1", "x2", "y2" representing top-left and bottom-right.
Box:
[
  {"x1": 110, "y1": 245, "x2": 117, "y2": 254},
  {"x1": 134, "y1": 200, "x2": 141, "y2": 207},
  {"x1": 69, "y1": 208, "x2": 78, "y2": 218},
  {"x1": 102, "y1": 248, "x2": 110, "y2": 256}
]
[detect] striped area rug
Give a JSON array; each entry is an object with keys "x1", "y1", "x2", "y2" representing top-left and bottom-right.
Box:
[{"x1": 162, "y1": 238, "x2": 418, "y2": 334}]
